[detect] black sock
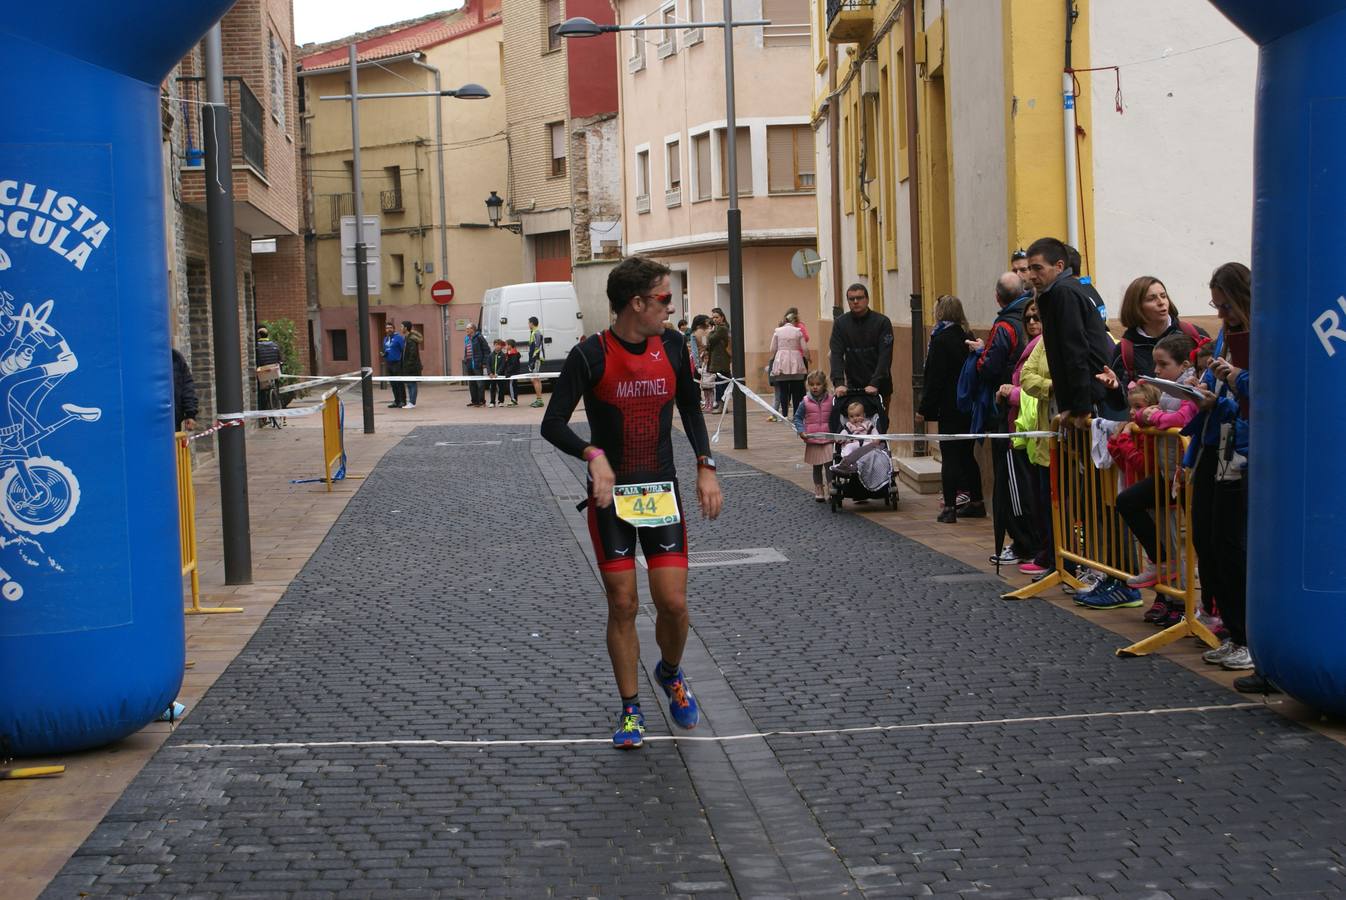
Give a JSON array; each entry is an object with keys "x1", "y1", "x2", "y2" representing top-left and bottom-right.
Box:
[
  {"x1": 657, "y1": 659, "x2": 680, "y2": 679},
  {"x1": 621, "y1": 693, "x2": 639, "y2": 711}
]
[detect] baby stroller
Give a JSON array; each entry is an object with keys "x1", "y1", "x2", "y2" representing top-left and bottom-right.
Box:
[{"x1": 828, "y1": 392, "x2": 899, "y2": 512}]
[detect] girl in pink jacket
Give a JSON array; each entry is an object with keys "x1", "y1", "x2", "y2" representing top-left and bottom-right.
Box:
[{"x1": 793, "y1": 370, "x2": 834, "y2": 501}]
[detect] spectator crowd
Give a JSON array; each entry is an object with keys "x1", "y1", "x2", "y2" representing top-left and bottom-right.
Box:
[{"x1": 917, "y1": 239, "x2": 1259, "y2": 691}]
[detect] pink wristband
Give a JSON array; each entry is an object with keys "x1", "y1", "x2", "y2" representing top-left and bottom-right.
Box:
[{"x1": 583, "y1": 447, "x2": 605, "y2": 462}]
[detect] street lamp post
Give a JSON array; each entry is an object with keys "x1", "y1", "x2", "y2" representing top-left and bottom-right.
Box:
[
  {"x1": 557, "y1": 12, "x2": 768, "y2": 450},
  {"x1": 320, "y1": 50, "x2": 489, "y2": 433}
]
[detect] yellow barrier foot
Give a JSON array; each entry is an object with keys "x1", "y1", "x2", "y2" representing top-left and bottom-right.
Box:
[
  {"x1": 1002, "y1": 569, "x2": 1084, "y2": 601},
  {"x1": 1117, "y1": 616, "x2": 1204, "y2": 657},
  {"x1": 0, "y1": 765, "x2": 65, "y2": 780},
  {"x1": 185, "y1": 606, "x2": 244, "y2": 615}
]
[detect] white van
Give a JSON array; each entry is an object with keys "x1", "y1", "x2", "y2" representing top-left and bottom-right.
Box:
[{"x1": 479, "y1": 281, "x2": 583, "y2": 375}]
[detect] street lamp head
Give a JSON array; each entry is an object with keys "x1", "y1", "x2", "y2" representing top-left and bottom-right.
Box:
[
  {"x1": 556, "y1": 16, "x2": 610, "y2": 37},
  {"x1": 447, "y1": 82, "x2": 491, "y2": 100},
  {"x1": 485, "y1": 190, "x2": 504, "y2": 226}
]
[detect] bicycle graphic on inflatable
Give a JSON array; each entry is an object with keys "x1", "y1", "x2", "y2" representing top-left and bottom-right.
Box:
[{"x1": 0, "y1": 288, "x2": 100, "y2": 535}]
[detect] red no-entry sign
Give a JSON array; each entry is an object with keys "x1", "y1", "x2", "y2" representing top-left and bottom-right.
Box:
[{"x1": 430, "y1": 280, "x2": 455, "y2": 304}]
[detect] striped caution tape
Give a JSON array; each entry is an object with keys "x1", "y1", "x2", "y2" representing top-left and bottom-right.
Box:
[{"x1": 714, "y1": 375, "x2": 1060, "y2": 443}]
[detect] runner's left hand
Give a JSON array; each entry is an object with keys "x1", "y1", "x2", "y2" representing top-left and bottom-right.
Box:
[
  {"x1": 588, "y1": 452, "x2": 615, "y2": 508},
  {"x1": 696, "y1": 467, "x2": 722, "y2": 520}
]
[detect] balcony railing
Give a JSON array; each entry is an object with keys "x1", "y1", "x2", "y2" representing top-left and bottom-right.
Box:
[
  {"x1": 665, "y1": 187, "x2": 681, "y2": 208},
  {"x1": 636, "y1": 193, "x2": 651, "y2": 214},
  {"x1": 825, "y1": 0, "x2": 875, "y2": 43},
  {"x1": 176, "y1": 75, "x2": 266, "y2": 176},
  {"x1": 380, "y1": 189, "x2": 404, "y2": 213}
]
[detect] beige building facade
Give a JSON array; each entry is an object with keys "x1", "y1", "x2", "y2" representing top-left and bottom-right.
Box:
[
  {"x1": 617, "y1": 0, "x2": 819, "y2": 381},
  {"x1": 299, "y1": 2, "x2": 522, "y2": 377},
  {"x1": 501, "y1": 0, "x2": 623, "y2": 329}
]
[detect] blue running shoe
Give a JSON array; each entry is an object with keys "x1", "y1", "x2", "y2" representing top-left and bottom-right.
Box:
[
  {"x1": 1072, "y1": 576, "x2": 1118, "y2": 606},
  {"x1": 613, "y1": 705, "x2": 645, "y2": 750},
  {"x1": 1079, "y1": 582, "x2": 1144, "y2": 610},
  {"x1": 656, "y1": 663, "x2": 700, "y2": 730}
]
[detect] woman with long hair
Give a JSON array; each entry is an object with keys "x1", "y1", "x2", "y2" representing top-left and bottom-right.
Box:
[{"x1": 917, "y1": 295, "x2": 985, "y2": 523}]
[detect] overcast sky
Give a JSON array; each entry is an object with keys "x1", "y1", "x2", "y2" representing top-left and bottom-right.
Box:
[{"x1": 293, "y1": 0, "x2": 463, "y2": 47}]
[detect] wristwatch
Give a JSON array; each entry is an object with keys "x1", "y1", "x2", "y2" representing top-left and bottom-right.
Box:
[{"x1": 697, "y1": 455, "x2": 717, "y2": 471}]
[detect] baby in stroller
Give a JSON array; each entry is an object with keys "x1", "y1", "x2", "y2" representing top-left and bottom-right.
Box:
[{"x1": 828, "y1": 395, "x2": 898, "y2": 511}]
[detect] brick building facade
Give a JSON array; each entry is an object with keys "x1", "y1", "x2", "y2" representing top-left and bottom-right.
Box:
[{"x1": 162, "y1": 0, "x2": 308, "y2": 449}]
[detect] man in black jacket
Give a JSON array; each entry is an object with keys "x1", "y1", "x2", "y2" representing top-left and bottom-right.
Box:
[
  {"x1": 1024, "y1": 237, "x2": 1113, "y2": 427},
  {"x1": 171, "y1": 348, "x2": 198, "y2": 431},
  {"x1": 829, "y1": 283, "x2": 894, "y2": 432}
]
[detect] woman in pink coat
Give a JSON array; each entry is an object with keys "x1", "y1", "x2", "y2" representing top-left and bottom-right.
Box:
[{"x1": 769, "y1": 311, "x2": 809, "y2": 420}]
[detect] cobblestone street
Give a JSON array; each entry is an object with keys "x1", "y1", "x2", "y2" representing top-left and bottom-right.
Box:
[{"x1": 37, "y1": 409, "x2": 1346, "y2": 898}]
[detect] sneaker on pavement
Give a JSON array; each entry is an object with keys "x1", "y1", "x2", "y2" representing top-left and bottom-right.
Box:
[
  {"x1": 1142, "y1": 598, "x2": 1170, "y2": 624},
  {"x1": 960, "y1": 500, "x2": 987, "y2": 518},
  {"x1": 488, "y1": 401, "x2": 496, "y2": 407},
  {"x1": 612, "y1": 705, "x2": 646, "y2": 749},
  {"x1": 936, "y1": 506, "x2": 957, "y2": 524},
  {"x1": 1127, "y1": 562, "x2": 1158, "y2": 589},
  {"x1": 1072, "y1": 575, "x2": 1119, "y2": 605},
  {"x1": 531, "y1": 399, "x2": 545, "y2": 408},
  {"x1": 509, "y1": 400, "x2": 519, "y2": 406},
  {"x1": 989, "y1": 546, "x2": 1022, "y2": 566},
  {"x1": 1018, "y1": 560, "x2": 1049, "y2": 576},
  {"x1": 656, "y1": 663, "x2": 700, "y2": 730},
  {"x1": 1221, "y1": 645, "x2": 1255, "y2": 670},
  {"x1": 1078, "y1": 583, "x2": 1145, "y2": 610},
  {"x1": 1063, "y1": 570, "x2": 1103, "y2": 596},
  {"x1": 1202, "y1": 639, "x2": 1236, "y2": 665},
  {"x1": 1234, "y1": 672, "x2": 1282, "y2": 694},
  {"x1": 404, "y1": 403, "x2": 415, "y2": 409},
  {"x1": 955, "y1": 491, "x2": 972, "y2": 510}
]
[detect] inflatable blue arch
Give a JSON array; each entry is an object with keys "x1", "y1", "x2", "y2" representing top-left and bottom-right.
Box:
[
  {"x1": 0, "y1": 4, "x2": 234, "y2": 755},
  {"x1": 1, "y1": 1, "x2": 1344, "y2": 756},
  {"x1": 1209, "y1": 0, "x2": 1346, "y2": 716}
]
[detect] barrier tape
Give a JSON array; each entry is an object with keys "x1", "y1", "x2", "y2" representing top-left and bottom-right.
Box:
[
  {"x1": 168, "y1": 701, "x2": 1270, "y2": 751},
  {"x1": 714, "y1": 375, "x2": 1060, "y2": 443},
  {"x1": 184, "y1": 419, "x2": 241, "y2": 443}
]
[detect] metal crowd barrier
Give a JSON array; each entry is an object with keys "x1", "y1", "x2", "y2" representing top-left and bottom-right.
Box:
[
  {"x1": 175, "y1": 432, "x2": 241, "y2": 615},
  {"x1": 321, "y1": 391, "x2": 344, "y2": 491},
  {"x1": 1003, "y1": 423, "x2": 1220, "y2": 657}
]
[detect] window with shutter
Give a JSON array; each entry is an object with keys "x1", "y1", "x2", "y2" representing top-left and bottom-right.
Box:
[
  {"x1": 767, "y1": 126, "x2": 795, "y2": 194},
  {"x1": 795, "y1": 126, "x2": 815, "y2": 189},
  {"x1": 546, "y1": 0, "x2": 564, "y2": 52},
  {"x1": 762, "y1": 0, "x2": 809, "y2": 47},
  {"x1": 667, "y1": 140, "x2": 680, "y2": 188},
  {"x1": 767, "y1": 125, "x2": 814, "y2": 194},
  {"x1": 549, "y1": 122, "x2": 567, "y2": 177},
  {"x1": 693, "y1": 133, "x2": 712, "y2": 201},
  {"x1": 717, "y1": 127, "x2": 752, "y2": 197}
]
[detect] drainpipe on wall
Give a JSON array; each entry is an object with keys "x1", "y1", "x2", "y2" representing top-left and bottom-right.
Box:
[
  {"x1": 829, "y1": 52, "x2": 844, "y2": 320},
  {"x1": 1062, "y1": 0, "x2": 1080, "y2": 249},
  {"x1": 903, "y1": 0, "x2": 926, "y2": 454}
]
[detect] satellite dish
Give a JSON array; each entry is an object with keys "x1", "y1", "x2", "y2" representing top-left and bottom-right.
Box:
[{"x1": 790, "y1": 248, "x2": 824, "y2": 279}]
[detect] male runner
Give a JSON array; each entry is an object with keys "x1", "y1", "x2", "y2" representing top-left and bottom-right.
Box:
[{"x1": 541, "y1": 256, "x2": 723, "y2": 749}]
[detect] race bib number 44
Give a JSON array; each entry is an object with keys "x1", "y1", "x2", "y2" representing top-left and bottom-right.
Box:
[{"x1": 613, "y1": 481, "x2": 680, "y2": 527}]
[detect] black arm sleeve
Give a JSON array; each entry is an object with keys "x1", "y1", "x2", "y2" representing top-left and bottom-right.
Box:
[
  {"x1": 918, "y1": 336, "x2": 947, "y2": 420},
  {"x1": 871, "y1": 318, "x2": 894, "y2": 388},
  {"x1": 1105, "y1": 342, "x2": 1126, "y2": 411},
  {"x1": 539, "y1": 346, "x2": 592, "y2": 460},
  {"x1": 674, "y1": 339, "x2": 712, "y2": 459},
  {"x1": 829, "y1": 321, "x2": 846, "y2": 387}
]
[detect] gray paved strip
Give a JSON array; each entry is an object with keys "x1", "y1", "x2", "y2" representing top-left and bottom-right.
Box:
[{"x1": 536, "y1": 438, "x2": 857, "y2": 898}]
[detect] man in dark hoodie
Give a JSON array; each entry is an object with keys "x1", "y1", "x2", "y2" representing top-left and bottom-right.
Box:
[
  {"x1": 1024, "y1": 236, "x2": 1114, "y2": 427},
  {"x1": 829, "y1": 282, "x2": 894, "y2": 432}
]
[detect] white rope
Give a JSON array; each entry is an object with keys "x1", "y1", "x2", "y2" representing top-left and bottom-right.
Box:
[{"x1": 169, "y1": 701, "x2": 1271, "y2": 751}]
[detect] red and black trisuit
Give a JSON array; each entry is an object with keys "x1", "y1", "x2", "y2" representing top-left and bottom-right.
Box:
[{"x1": 541, "y1": 328, "x2": 712, "y2": 571}]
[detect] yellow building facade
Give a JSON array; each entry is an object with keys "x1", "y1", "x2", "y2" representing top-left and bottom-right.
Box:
[
  {"x1": 298, "y1": 3, "x2": 523, "y2": 377},
  {"x1": 813, "y1": 0, "x2": 1253, "y2": 438}
]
